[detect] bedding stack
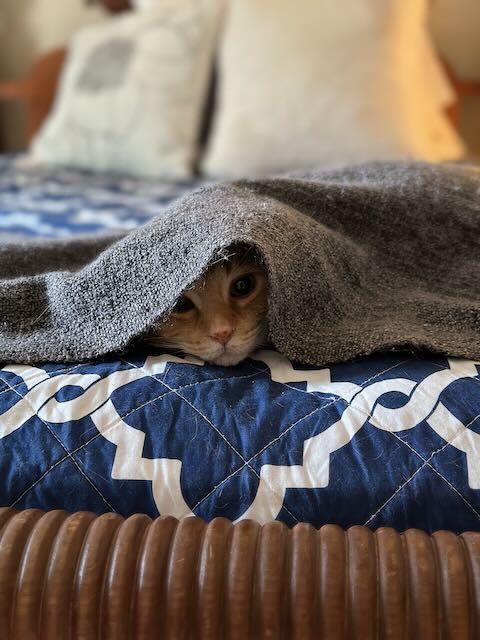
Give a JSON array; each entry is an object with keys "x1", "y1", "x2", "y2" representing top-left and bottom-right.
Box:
[
  {"x1": 0, "y1": 157, "x2": 480, "y2": 533},
  {"x1": 0, "y1": 0, "x2": 479, "y2": 535}
]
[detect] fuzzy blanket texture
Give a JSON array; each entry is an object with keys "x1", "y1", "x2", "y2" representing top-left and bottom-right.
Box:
[{"x1": 0, "y1": 161, "x2": 479, "y2": 365}]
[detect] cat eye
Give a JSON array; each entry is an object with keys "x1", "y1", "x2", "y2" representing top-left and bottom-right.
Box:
[
  {"x1": 230, "y1": 274, "x2": 256, "y2": 298},
  {"x1": 173, "y1": 296, "x2": 194, "y2": 313}
]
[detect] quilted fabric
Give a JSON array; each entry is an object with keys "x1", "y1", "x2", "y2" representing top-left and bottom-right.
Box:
[
  {"x1": 0, "y1": 156, "x2": 205, "y2": 238},
  {"x1": 2, "y1": 349, "x2": 480, "y2": 532},
  {"x1": 1, "y1": 156, "x2": 479, "y2": 532}
]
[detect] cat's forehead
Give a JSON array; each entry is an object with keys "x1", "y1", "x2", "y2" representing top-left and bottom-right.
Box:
[
  {"x1": 219, "y1": 244, "x2": 261, "y2": 264},
  {"x1": 181, "y1": 247, "x2": 265, "y2": 296},
  {"x1": 193, "y1": 261, "x2": 233, "y2": 290},
  {"x1": 202, "y1": 252, "x2": 261, "y2": 280}
]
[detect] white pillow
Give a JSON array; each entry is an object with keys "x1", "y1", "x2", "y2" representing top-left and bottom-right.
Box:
[
  {"x1": 31, "y1": 3, "x2": 223, "y2": 178},
  {"x1": 202, "y1": 0, "x2": 465, "y2": 178},
  {"x1": 131, "y1": 0, "x2": 163, "y2": 9}
]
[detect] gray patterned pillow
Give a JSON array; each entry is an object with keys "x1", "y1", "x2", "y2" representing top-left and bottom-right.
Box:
[{"x1": 31, "y1": 2, "x2": 223, "y2": 178}]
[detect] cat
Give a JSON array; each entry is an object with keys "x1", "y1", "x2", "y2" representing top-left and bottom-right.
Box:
[{"x1": 147, "y1": 246, "x2": 268, "y2": 366}]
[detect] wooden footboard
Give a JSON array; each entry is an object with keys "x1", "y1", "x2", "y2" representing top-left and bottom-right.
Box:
[{"x1": 0, "y1": 508, "x2": 479, "y2": 639}]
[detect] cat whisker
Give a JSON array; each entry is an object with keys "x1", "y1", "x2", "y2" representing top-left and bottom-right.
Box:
[
  {"x1": 207, "y1": 252, "x2": 236, "y2": 267},
  {"x1": 145, "y1": 336, "x2": 177, "y2": 348},
  {"x1": 145, "y1": 340, "x2": 187, "y2": 358}
]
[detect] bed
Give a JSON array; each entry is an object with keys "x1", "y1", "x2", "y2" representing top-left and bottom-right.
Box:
[
  {"x1": 1, "y1": 2, "x2": 480, "y2": 638},
  {"x1": 1, "y1": 154, "x2": 480, "y2": 637},
  {"x1": 0, "y1": 152, "x2": 479, "y2": 532}
]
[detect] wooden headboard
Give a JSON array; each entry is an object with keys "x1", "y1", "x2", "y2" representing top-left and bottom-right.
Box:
[
  {"x1": 99, "y1": 0, "x2": 131, "y2": 12},
  {"x1": 83, "y1": 0, "x2": 131, "y2": 11},
  {"x1": 0, "y1": 0, "x2": 133, "y2": 145}
]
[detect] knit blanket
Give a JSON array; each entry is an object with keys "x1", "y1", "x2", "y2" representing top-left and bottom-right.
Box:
[{"x1": 1, "y1": 161, "x2": 479, "y2": 365}]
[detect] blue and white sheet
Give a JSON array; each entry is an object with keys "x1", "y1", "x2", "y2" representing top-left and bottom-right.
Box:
[{"x1": 1, "y1": 156, "x2": 480, "y2": 533}]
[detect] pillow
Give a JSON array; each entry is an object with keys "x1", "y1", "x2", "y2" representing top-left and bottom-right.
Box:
[
  {"x1": 130, "y1": 0, "x2": 161, "y2": 8},
  {"x1": 31, "y1": 2, "x2": 223, "y2": 178},
  {"x1": 202, "y1": 0, "x2": 465, "y2": 178}
]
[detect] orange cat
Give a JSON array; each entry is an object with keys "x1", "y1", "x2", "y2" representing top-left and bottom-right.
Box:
[{"x1": 147, "y1": 247, "x2": 268, "y2": 366}]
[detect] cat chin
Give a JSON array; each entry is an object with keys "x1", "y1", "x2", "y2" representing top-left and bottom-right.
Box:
[
  {"x1": 208, "y1": 352, "x2": 247, "y2": 367},
  {"x1": 202, "y1": 345, "x2": 255, "y2": 367}
]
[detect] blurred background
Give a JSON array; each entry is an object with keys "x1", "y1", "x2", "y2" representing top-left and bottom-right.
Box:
[
  {"x1": 0, "y1": 0, "x2": 107, "y2": 151},
  {"x1": 0, "y1": 0, "x2": 479, "y2": 154}
]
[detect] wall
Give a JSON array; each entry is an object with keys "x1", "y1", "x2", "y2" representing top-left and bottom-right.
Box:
[{"x1": 0, "y1": 0, "x2": 106, "y2": 150}]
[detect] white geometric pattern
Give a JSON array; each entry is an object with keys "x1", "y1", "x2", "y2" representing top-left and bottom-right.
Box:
[{"x1": 2, "y1": 351, "x2": 479, "y2": 524}]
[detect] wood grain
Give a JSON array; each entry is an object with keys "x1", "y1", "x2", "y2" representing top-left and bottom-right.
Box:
[{"x1": 1, "y1": 508, "x2": 479, "y2": 639}]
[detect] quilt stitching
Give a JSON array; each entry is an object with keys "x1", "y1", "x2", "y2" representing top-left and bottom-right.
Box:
[
  {"x1": 158, "y1": 383, "x2": 260, "y2": 474},
  {"x1": 7, "y1": 365, "x2": 271, "y2": 478},
  {"x1": 9, "y1": 453, "x2": 72, "y2": 508},
  {"x1": 120, "y1": 356, "x2": 426, "y2": 519},
  {"x1": 350, "y1": 358, "x2": 421, "y2": 387},
  {"x1": 389, "y1": 423, "x2": 480, "y2": 520},
  {"x1": 426, "y1": 462, "x2": 480, "y2": 521},
  {"x1": 0, "y1": 363, "x2": 272, "y2": 509},
  {"x1": 0, "y1": 375, "x2": 117, "y2": 512},
  {"x1": 432, "y1": 361, "x2": 480, "y2": 388},
  {"x1": 167, "y1": 383, "x2": 301, "y2": 524},
  {"x1": 116, "y1": 365, "x2": 270, "y2": 424},
  {"x1": 190, "y1": 360, "x2": 414, "y2": 514},
  {"x1": 279, "y1": 362, "x2": 480, "y2": 524},
  {"x1": 191, "y1": 400, "x2": 344, "y2": 512},
  {"x1": 59, "y1": 366, "x2": 272, "y2": 457},
  {"x1": 42, "y1": 353, "x2": 298, "y2": 523},
  {"x1": 0, "y1": 362, "x2": 84, "y2": 399},
  {"x1": 122, "y1": 357, "x2": 344, "y2": 520},
  {"x1": 3, "y1": 351, "x2": 477, "y2": 524},
  {"x1": 364, "y1": 411, "x2": 480, "y2": 525},
  {"x1": 3, "y1": 367, "x2": 292, "y2": 518}
]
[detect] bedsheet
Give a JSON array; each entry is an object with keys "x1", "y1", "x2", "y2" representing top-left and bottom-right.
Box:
[
  {"x1": 1, "y1": 156, "x2": 480, "y2": 532},
  {"x1": 0, "y1": 155, "x2": 204, "y2": 238}
]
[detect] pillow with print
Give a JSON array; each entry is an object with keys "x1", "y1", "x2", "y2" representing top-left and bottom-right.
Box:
[{"x1": 31, "y1": 1, "x2": 223, "y2": 178}]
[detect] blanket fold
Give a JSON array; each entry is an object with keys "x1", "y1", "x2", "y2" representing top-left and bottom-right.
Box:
[{"x1": 1, "y1": 161, "x2": 479, "y2": 364}]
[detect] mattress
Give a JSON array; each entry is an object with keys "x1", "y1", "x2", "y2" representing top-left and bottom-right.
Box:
[{"x1": 1, "y1": 156, "x2": 480, "y2": 532}]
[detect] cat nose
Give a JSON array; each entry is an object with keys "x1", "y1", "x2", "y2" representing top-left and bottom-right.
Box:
[{"x1": 210, "y1": 328, "x2": 233, "y2": 345}]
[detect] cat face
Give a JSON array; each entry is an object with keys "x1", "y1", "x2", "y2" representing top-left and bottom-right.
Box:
[{"x1": 148, "y1": 250, "x2": 268, "y2": 366}]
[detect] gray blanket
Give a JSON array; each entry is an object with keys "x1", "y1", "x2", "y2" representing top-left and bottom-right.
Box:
[{"x1": 1, "y1": 161, "x2": 479, "y2": 365}]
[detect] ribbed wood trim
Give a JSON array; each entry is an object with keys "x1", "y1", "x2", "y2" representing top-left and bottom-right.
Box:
[{"x1": 0, "y1": 509, "x2": 479, "y2": 639}]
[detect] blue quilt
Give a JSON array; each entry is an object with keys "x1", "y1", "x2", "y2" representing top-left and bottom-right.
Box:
[{"x1": 1, "y1": 156, "x2": 480, "y2": 533}]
